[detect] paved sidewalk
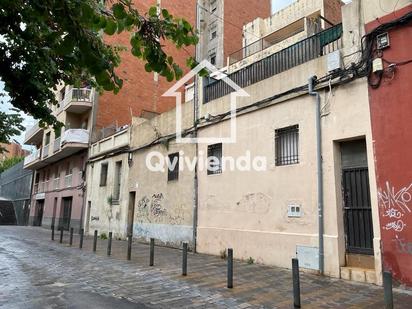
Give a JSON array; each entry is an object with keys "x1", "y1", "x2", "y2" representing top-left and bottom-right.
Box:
[{"x1": 0, "y1": 226, "x2": 411, "y2": 308}]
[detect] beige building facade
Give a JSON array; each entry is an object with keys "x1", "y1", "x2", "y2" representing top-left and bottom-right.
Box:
[
  {"x1": 196, "y1": 0, "x2": 382, "y2": 284},
  {"x1": 79, "y1": 0, "x2": 399, "y2": 286},
  {"x1": 127, "y1": 101, "x2": 196, "y2": 247},
  {"x1": 85, "y1": 128, "x2": 131, "y2": 238}
]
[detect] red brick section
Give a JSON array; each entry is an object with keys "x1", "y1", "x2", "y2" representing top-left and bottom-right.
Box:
[
  {"x1": 366, "y1": 5, "x2": 412, "y2": 287},
  {"x1": 96, "y1": 0, "x2": 196, "y2": 131},
  {"x1": 0, "y1": 143, "x2": 29, "y2": 161},
  {"x1": 223, "y1": 0, "x2": 271, "y2": 63},
  {"x1": 324, "y1": 0, "x2": 343, "y2": 27}
]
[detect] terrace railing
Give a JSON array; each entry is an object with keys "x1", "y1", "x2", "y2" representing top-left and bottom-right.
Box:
[{"x1": 205, "y1": 24, "x2": 342, "y2": 104}]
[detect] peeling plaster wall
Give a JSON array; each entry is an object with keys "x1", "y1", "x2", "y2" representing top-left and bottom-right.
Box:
[
  {"x1": 130, "y1": 143, "x2": 196, "y2": 247},
  {"x1": 86, "y1": 153, "x2": 130, "y2": 238},
  {"x1": 128, "y1": 101, "x2": 196, "y2": 248}
]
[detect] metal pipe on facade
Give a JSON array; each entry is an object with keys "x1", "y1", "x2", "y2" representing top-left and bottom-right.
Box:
[
  {"x1": 191, "y1": 0, "x2": 201, "y2": 253},
  {"x1": 308, "y1": 76, "x2": 324, "y2": 275}
]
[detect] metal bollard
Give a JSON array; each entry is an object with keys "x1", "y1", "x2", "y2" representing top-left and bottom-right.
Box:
[
  {"x1": 182, "y1": 242, "x2": 188, "y2": 276},
  {"x1": 107, "y1": 232, "x2": 112, "y2": 256},
  {"x1": 127, "y1": 234, "x2": 132, "y2": 260},
  {"x1": 383, "y1": 271, "x2": 393, "y2": 309},
  {"x1": 292, "y1": 258, "x2": 301, "y2": 308},
  {"x1": 59, "y1": 228, "x2": 63, "y2": 244},
  {"x1": 93, "y1": 230, "x2": 98, "y2": 252},
  {"x1": 51, "y1": 225, "x2": 55, "y2": 241},
  {"x1": 79, "y1": 228, "x2": 84, "y2": 249},
  {"x1": 69, "y1": 227, "x2": 74, "y2": 246},
  {"x1": 149, "y1": 238, "x2": 155, "y2": 266},
  {"x1": 227, "y1": 248, "x2": 233, "y2": 288}
]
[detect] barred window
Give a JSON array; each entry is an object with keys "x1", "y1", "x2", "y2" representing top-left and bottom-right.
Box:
[
  {"x1": 207, "y1": 143, "x2": 222, "y2": 175},
  {"x1": 167, "y1": 153, "x2": 179, "y2": 181},
  {"x1": 275, "y1": 125, "x2": 299, "y2": 166}
]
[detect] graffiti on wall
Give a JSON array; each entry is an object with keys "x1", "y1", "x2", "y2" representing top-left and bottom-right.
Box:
[
  {"x1": 136, "y1": 193, "x2": 185, "y2": 225},
  {"x1": 378, "y1": 181, "x2": 412, "y2": 233}
]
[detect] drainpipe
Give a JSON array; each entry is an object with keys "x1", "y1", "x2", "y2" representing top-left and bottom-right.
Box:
[
  {"x1": 191, "y1": 0, "x2": 201, "y2": 253},
  {"x1": 308, "y1": 76, "x2": 324, "y2": 275}
]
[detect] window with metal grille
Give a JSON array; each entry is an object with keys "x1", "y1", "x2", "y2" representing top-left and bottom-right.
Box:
[
  {"x1": 207, "y1": 143, "x2": 222, "y2": 175},
  {"x1": 100, "y1": 163, "x2": 108, "y2": 187},
  {"x1": 210, "y1": 52, "x2": 216, "y2": 65},
  {"x1": 275, "y1": 125, "x2": 299, "y2": 166},
  {"x1": 113, "y1": 161, "x2": 122, "y2": 202},
  {"x1": 167, "y1": 153, "x2": 179, "y2": 181}
]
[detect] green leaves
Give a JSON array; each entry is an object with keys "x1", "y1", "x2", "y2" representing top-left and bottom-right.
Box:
[
  {"x1": 0, "y1": 0, "x2": 199, "y2": 145},
  {"x1": 148, "y1": 6, "x2": 158, "y2": 17},
  {"x1": 112, "y1": 4, "x2": 127, "y2": 19},
  {"x1": 104, "y1": 19, "x2": 117, "y2": 35}
]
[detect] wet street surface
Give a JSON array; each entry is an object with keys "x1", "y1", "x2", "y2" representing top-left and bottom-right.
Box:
[{"x1": 0, "y1": 226, "x2": 411, "y2": 308}]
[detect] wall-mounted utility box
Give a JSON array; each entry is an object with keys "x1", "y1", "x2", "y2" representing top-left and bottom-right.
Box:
[
  {"x1": 377, "y1": 32, "x2": 390, "y2": 49},
  {"x1": 372, "y1": 58, "x2": 383, "y2": 73},
  {"x1": 296, "y1": 245, "x2": 319, "y2": 270},
  {"x1": 327, "y1": 50, "x2": 341, "y2": 72}
]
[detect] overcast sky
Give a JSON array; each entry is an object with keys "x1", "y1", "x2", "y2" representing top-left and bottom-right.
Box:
[{"x1": 272, "y1": 0, "x2": 296, "y2": 13}]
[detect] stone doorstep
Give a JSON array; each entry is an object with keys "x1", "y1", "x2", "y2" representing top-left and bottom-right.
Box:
[
  {"x1": 340, "y1": 266, "x2": 377, "y2": 284},
  {"x1": 346, "y1": 253, "x2": 375, "y2": 269}
]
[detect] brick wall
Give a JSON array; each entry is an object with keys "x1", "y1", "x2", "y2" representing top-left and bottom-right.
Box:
[
  {"x1": 0, "y1": 143, "x2": 28, "y2": 161},
  {"x1": 96, "y1": 0, "x2": 271, "y2": 130},
  {"x1": 223, "y1": 0, "x2": 272, "y2": 65},
  {"x1": 96, "y1": 0, "x2": 196, "y2": 131},
  {"x1": 324, "y1": 0, "x2": 343, "y2": 26}
]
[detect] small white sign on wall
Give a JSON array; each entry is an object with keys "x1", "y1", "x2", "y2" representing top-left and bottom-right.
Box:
[{"x1": 296, "y1": 245, "x2": 319, "y2": 270}]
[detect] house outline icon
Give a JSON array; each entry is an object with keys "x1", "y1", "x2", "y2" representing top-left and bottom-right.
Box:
[{"x1": 163, "y1": 60, "x2": 249, "y2": 144}]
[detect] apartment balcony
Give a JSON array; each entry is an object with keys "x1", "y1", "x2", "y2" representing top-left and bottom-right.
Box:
[
  {"x1": 23, "y1": 121, "x2": 44, "y2": 145},
  {"x1": 23, "y1": 148, "x2": 47, "y2": 170},
  {"x1": 59, "y1": 88, "x2": 95, "y2": 114},
  {"x1": 42, "y1": 129, "x2": 89, "y2": 163}
]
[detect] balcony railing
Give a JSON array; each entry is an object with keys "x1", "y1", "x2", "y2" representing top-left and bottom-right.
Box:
[
  {"x1": 229, "y1": 24, "x2": 305, "y2": 65},
  {"x1": 53, "y1": 137, "x2": 61, "y2": 153},
  {"x1": 64, "y1": 174, "x2": 73, "y2": 188},
  {"x1": 205, "y1": 24, "x2": 343, "y2": 103},
  {"x1": 24, "y1": 148, "x2": 41, "y2": 166},
  {"x1": 53, "y1": 178, "x2": 60, "y2": 190},
  {"x1": 42, "y1": 144, "x2": 50, "y2": 159},
  {"x1": 61, "y1": 129, "x2": 89, "y2": 145},
  {"x1": 61, "y1": 88, "x2": 94, "y2": 109},
  {"x1": 24, "y1": 121, "x2": 41, "y2": 142}
]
